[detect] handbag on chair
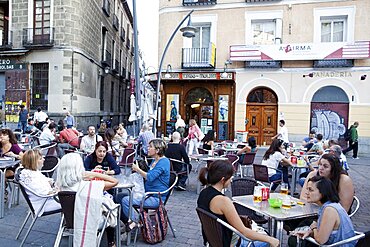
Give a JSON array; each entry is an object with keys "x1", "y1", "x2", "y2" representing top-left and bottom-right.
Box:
[{"x1": 139, "y1": 194, "x2": 168, "y2": 244}]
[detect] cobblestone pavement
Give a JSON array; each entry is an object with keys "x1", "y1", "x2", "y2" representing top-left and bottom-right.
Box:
[{"x1": 1, "y1": 148, "x2": 369, "y2": 247}]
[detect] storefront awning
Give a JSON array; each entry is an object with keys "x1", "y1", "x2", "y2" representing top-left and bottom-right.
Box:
[
  {"x1": 230, "y1": 41, "x2": 370, "y2": 61},
  {"x1": 0, "y1": 49, "x2": 29, "y2": 57}
]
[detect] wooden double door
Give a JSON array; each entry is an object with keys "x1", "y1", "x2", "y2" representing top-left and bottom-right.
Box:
[{"x1": 246, "y1": 104, "x2": 277, "y2": 146}]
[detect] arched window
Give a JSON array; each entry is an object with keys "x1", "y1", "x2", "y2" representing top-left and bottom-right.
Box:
[
  {"x1": 185, "y1": 87, "x2": 213, "y2": 104},
  {"x1": 312, "y1": 86, "x2": 349, "y2": 103},
  {"x1": 247, "y1": 87, "x2": 278, "y2": 103}
]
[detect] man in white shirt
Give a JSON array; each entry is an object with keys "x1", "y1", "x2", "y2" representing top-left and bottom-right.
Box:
[
  {"x1": 39, "y1": 122, "x2": 57, "y2": 145},
  {"x1": 80, "y1": 125, "x2": 103, "y2": 153},
  {"x1": 272, "y1": 119, "x2": 289, "y2": 148},
  {"x1": 33, "y1": 107, "x2": 48, "y2": 130}
]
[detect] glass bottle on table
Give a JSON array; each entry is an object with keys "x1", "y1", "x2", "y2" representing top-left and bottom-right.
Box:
[{"x1": 253, "y1": 186, "x2": 262, "y2": 203}]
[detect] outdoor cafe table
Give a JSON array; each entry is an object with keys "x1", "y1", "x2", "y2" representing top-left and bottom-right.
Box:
[
  {"x1": 113, "y1": 174, "x2": 135, "y2": 246},
  {"x1": 233, "y1": 194, "x2": 319, "y2": 246},
  {"x1": 0, "y1": 159, "x2": 21, "y2": 218}
]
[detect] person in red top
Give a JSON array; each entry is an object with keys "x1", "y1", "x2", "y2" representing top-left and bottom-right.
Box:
[{"x1": 58, "y1": 122, "x2": 80, "y2": 156}]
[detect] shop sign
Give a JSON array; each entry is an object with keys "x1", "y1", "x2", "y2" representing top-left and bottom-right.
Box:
[
  {"x1": 0, "y1": 60, "x2": 27, "y2": 70},
  {"x1": 312, "y1": 71, "x2": 352, "y2": 78},
  {"x1": 183, "y1": 73, "x2": 217, "y2": 80},
  {"x1": 230, "y1": 41, "x2": 370, "y2": 61}
]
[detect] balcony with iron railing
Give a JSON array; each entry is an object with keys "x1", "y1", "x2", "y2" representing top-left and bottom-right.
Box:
[
  {"x1": 101, "y1": 49, "x2": 112, "y2": 67},
  {"x1": 112, "y1": 59, "x2": 119, "y2": 73},
  {"x1": 120, "y1": 27, "x2": 125, "y2": 41},
  {"x1": 102, "y1": 0, "x2": 110, "y2": 16},
  {"x1": 113, "y1": 14, "x2": 119, "y2": 31},
  {"x1": 182, "y1": 42, "x2": 216, "y2": 69},
  {"x1": 183, "y1": 0, "x2": 217, "y2": 6},
  {"x1": 0, "y1": 30, "x2": 13, "y2": 50},
  {"x1": 22, "y1": 28, "x2": 54, "y2": 48}
]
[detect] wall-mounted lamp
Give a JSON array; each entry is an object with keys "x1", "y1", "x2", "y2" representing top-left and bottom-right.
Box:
[
  {"x1": 303, "y1": 72, "x2": 313, "y2": 78},
  {"x1": 164, "y1": 64, "x2": 172, "y2": 79},
  {"x1": 221, "y1": 61, "x2": 232, "y2": 79},
  {"x1": 360, "y1": 74, "x2": 367, "y2": 80},
  {"x1": 104, "y1": 67, "x2": 110, "y2": 74}
]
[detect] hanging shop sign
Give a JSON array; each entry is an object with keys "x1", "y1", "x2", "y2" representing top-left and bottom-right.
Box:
[{"x1": 230, "y1": 41, "x2": 370, "y2": 61}]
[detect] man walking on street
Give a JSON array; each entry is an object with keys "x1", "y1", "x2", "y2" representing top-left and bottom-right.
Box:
[
  {"x1": 343, "y1": 121, "x2": 359, "y2": 159},
  {"x1": 64, "y1": 111, "x2": 75, "y2": 129},
  {"x1": 18, "y1": 105, "x2": 28, "y2": 133},
  {"x1": 272, "y1": 119, "x2": 289, "y2": 149}
]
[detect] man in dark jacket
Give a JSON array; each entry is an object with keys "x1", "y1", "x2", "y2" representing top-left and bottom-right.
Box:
[
  {"x1": 165, "y1": 131, "x2": 191, "y2": 191},
  {"x1": 343, "y1": 121, "x2": 359, "y2": 159}
]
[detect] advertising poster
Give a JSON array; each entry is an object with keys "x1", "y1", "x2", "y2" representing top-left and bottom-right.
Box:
[
  {"x1": 218, "y1": 95, "x2": 229, "y2": 121},
  {"x1": 166, "y1": 94, "x2": 179, "y2": 121}
]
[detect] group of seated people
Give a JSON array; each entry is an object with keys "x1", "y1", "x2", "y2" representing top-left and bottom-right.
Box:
[
  {"x1": 198, "y1": 150, "x2": 357, "y2": 246},
  {"x1": 16, "y1": 137, "x2": 172, "y2": 247}
]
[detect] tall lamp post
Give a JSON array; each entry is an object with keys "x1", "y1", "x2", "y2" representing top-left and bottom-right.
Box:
[{"x1": 152, "y1": 10, "x2": 196, "y2": 135}]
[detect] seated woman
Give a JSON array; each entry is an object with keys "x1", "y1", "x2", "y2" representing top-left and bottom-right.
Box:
[
  {"x1": 261, "y1": 138, "x2": 293, "y2": 192},
  {"x1": 1, "y1": 128, "x2": 24, "y2": 177},
  {"x1": 284, "y1": 153, "x2": 355, "y2": 234},
  {"x1": 237, "y1": 136, "x2": 258, "y2": 164},
  {"x1": 289, "y1": 176, "x2": 356, "y2": 247},
  {"x1": 202, "y1": 130, "x2": 216, "y2": 151},
  {"x1": 19, "y1": 149, "x2": 61, "y2": 216},
  {"x1": 120, "y1": 139, "x2": 170, "y2": 229},
  {"x1": 197, "y1": 160, "x2": 279, "y2": 247},
  {"x1": 301, "y1": 153, "x2": 354, "y2": 213},
  {"x1": 57, "y1": 153, "x2": 119, "y2": 247},
  {"x1": 84, "y1": 141, "x2": 120, "y2": 175}
]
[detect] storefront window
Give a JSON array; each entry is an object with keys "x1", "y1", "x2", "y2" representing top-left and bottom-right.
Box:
[
  {"x1": 247, "y1": 88, "x2": 277, "y2": 103},
  {"x1": 30, "y1": 63, "x2": 49, "y2": 110}
]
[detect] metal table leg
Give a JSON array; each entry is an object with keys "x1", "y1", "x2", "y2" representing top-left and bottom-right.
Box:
[
  {"x1": 127, "y1": 188, "x2": 133, "y2": 246},
  {"x1": 291, "y1": 168, "x2": 298, "y2": 196},
  {"x1": 116, "y1": 205, "x2": 121, "y2": 247},
  {"x1": 276, "y1": 220, "x2": 284, "y2": 247}
]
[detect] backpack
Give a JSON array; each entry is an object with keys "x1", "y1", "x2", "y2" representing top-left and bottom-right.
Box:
[{"x1": 344, "y1": 127, "x2": 352, "y2": 141}]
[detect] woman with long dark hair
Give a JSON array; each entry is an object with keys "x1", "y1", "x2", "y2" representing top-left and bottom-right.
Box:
[
  {"x1": 289, "y1": 176, "x2": 356, "y2": 246},
  {"x1": 300, "y1": 153, "x2": 354, "y2": 212},
  {"x1": 261, "y1": 138, "x2": 293, "y2": 192},
  {"x1": 202, "y1": 130, "x2": 216, "y2": 151},
  {"x1": 83, "y1": 141, "x2": 120, "y2": 175},
  {"x1": 197, "y1": 160, "x2": 279, "y2": 247}
]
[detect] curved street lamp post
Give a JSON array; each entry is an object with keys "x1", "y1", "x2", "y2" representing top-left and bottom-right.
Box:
[{"x1": 152, "y1": 10, "x2": 196, "y2": 135}]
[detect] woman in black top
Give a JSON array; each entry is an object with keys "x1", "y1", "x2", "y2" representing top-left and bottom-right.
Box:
[
  {"x1": 197, "y1": 160, "x2": 279, "y2": 247},
  {"x1": 202, "y1": 130, "x2": 216, "y2": 151},
  {"x1": 83, "y1": 141, "x2": 120, "y2": 175}
]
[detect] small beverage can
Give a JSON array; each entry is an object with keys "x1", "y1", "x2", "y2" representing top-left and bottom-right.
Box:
[
  {"x1": 291, "y1": 156, "x2": 297, "y2": 164},
  {"x1": 261, "y1": 187, "x2": 270, "y2": 201}
]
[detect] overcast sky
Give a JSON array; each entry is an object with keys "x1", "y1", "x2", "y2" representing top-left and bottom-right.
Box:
[{"x1": 128, "y1": 0, "x2": 159, "y2": 69}]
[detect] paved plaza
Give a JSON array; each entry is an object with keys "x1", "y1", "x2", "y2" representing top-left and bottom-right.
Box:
[{"x1": 1, "y1": 148, "x2": 369, "y2": 247}]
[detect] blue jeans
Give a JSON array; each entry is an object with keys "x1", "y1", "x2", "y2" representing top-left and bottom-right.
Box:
[
  {"x1": 269, "y1": 166, "x2": 290, "y2": 191},
  {"x1": 18, "y1": 121, "x2": 27, "y2": 133},
  {"x1": 240, "y1": 239, "x2": 269, "y2": 247},
  {"x1": 121, "y1": 195, "x2": 160, "y2": 222}
]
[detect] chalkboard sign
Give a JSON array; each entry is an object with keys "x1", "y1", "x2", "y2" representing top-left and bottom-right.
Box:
[
  {"x1": 218, "y1": 122, "x2": 228, "y2": 141},
  {"x1": 166, "y1": 121, "x2": 176, "y2": 136}
]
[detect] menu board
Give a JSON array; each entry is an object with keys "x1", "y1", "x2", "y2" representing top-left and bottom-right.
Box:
[
  {"x1": 218, "y1": 122, "x2": 228, "y2": 141},
  {"x1": 166, "y1": 121, "x2": 176, "y2": 136}
]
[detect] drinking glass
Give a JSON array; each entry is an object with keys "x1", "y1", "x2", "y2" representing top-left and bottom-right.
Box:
[
  {"x1": 253, "y1": 186, "x2": 262, "y2": 203},
  {"x1": 280, "y1": 183, "x2": 289, "y2": 195}
]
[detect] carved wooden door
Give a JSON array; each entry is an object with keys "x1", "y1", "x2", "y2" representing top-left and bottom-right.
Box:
[
  {"x1": 261, "y1": 105, "x2": 277, "y2": 145},
  {"x1": 246, "y1": 105, "x2": 261, "y2": 144},
  {"x1": 246, "y1": 104, "x2": 277, "y2": 145}
]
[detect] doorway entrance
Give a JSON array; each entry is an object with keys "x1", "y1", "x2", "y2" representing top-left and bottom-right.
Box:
[
  {"x1": 246, "y1": 87, "x2": 278, "y2": 146},
  {"x1": 185, "y1": 87, "x2": 214, "y2": 134}
]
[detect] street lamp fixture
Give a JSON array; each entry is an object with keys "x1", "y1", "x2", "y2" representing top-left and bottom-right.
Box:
[
  {"x1": 104, "y1": 66, "x2": 110, "y2": 74},
  {"x1": 152, "y1": 10, "x2": 196, "y2": 135},
  {"x1": 164, "y1": 64, "x2": 172, "y2": 79},
  {"x1": 221, "y1": 61, "x2": 232, "y2": 79}
]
